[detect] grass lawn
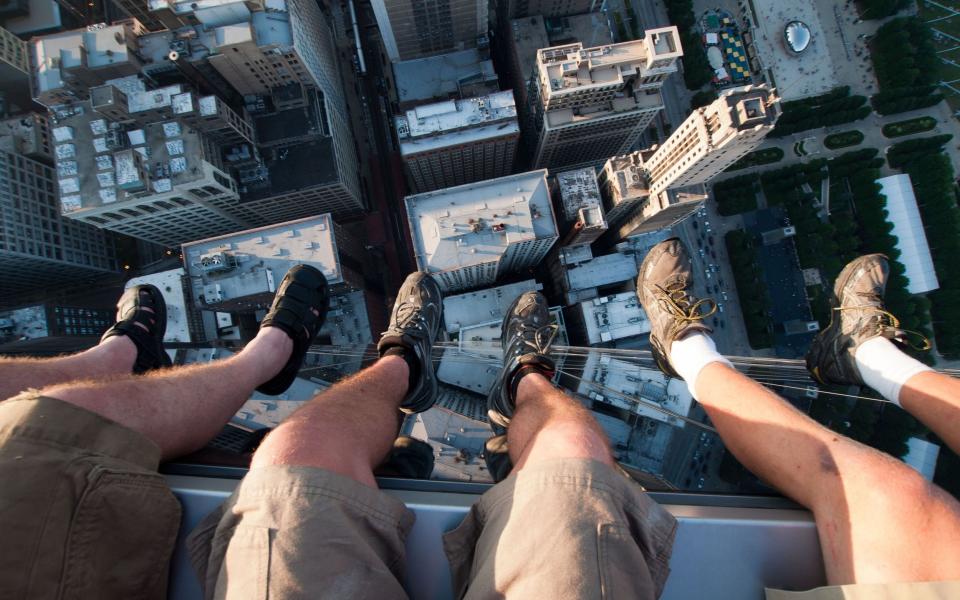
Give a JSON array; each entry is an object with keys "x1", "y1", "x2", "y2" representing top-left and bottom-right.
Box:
[
  {"x1": 882, "y1": 116, "x2": 937, "y2": 138},
  {"x1": 824, "y1": 130, "x2": 864, "y2": 149}
]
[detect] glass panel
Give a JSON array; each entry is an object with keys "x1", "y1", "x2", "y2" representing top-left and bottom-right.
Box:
[{"x1": 170, "y1": 343, "x2": 942, "y2": 495}]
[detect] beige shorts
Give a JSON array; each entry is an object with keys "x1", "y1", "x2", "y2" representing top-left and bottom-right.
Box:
[
  {"x1": 0, "y1": 393, "x2": 182, "y2": 600},
  {"x1": 188, "y1": 458, "x2": 679, "y2": 599}
]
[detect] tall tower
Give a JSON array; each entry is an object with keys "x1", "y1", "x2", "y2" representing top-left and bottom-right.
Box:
[
  {"x1": 396, "y1": 91, "x2": 519, "y2": 193},
  {"x1": 530, "y1": 27, "x2": 683, "y2": 171},
  {"x1": 372, "y1": 0, "x2": 489, "y2": 62},
  {"x1": 405, "y1": 170, "x2": 558, "y2": 292},
  {"x1": 645, "y1": 84, "x2": 780, "y2": 199},
  {"x1": 0, "y1": 115, "x2": 119, "y2": 306}
]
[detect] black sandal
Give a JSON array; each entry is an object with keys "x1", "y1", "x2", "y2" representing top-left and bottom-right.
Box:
[
  {"x1": 101, "y1": 284, "x2": 171, "y2": 374},
  {"x1": 255, "y1": 264, "x2": 329, "y2": 395}
]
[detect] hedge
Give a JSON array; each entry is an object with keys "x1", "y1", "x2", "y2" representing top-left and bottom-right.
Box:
[
  {"x1": 881, "y1": 116, "x2": 937, "y2": 138},
  {"x1": 770, "y1": 87, "x2": 871, "y2": 138},
  {"x1": 726, "y1": 147, "x2": 784, "y2": 171},
  {"x1": 824, "y1": 130, "x2": 864, "y2": 149},
  {"x1": 713, "y1": 173, "x2": 760, "y2": 215}
]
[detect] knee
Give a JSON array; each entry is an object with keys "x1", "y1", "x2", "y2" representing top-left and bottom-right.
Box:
[
  {"x1": 250, "y1": 421, "x2": 376, "y2": 486},
  {"x1": 514, "y1": 418, "x2": 614, "y2": 468}
]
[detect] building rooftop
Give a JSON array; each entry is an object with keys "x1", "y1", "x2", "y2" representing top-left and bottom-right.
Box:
[
  {"x1": 392, "y1": 49, "x2": 498, "y2": 107},
  {"x1": 876, "y1": 174, "x2": 939, "y2": 294},
  {"x1": 510, "y1": 15, "x2": 549, "y2": 82},
  {"x1": 406, "y1": 170, "x2": 556, "y2": 273},
  {"x1": 320, "y1": 290, "x2": 373, "y2": 347},
  {"x1": 3, "y1": 0, "x2": 61, "y2": 36},
  {"x1": 181, "y1": 214, "x2": 346, "y2": 310},
  {"x1": 564, "y1": 251, "x2": 638, "y2": 291},
  {"x1": 578, "y1": 354, "x2": 694, "y2": 427},
  {"x1": 555, "y1": 167, "x2": 602, "y2": 221},
  {"x1": 30, "y1": 23, "x2": 137, "y2": 95},
  {"x1": 442, "y1": 279, "x2": 541, "y2": 334},
  {"x1": 241, "y1": 137, "x2": 340, "y2": 199},
  {"x1": 125, "y1": 268, "x2": 193, "y2": 343},
  {"x1": 544, "y1": 12, "x2": 613, "y2": 47},
  {"x1": 576, "y1": 292, "x2": 650, "y2": 345},
  {"x1": 396, "y1": 91, "x2": 518, "y2": 155},
  {"x1": 50, "y1": 82, "x2": 218, "y2": 214},
  {"x1": 0, "y1": 305, "x2": 49, "y2": 339}
]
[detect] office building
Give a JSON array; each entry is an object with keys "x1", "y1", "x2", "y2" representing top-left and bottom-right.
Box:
[
  {"x1": 0, "y1": 25, "x2": 31, "y2": 111},
  {"x1": 564, "y1": 291, "x2": 649, "y2": 346},
  {"x1": 577, "y1": 352, "x2": 694, "y2": 428},
  {"x1": 0, "y1": 303, "x2": 113, "y2": 339},
  {"x1": 645, "y1": 84, "x2": 780, "y2": 198},
  {"x1": 3, "y1": 0, "x2": 62, "y2": 38},
  {"x1": 391, "y1": 48, "x2": 498, "y2": 111},
  {"x1": 549, "y1": 244, "x2": 637, "y2": 304},
  {"x1": 507, "y1": 0, "x2": 597, "y2": 18},
  {"x1": 616, "y1": 189, "x2": 707, "y2": 238},
  {"x1": 29, "y1": 20, "x2": 147, "y2": 108},
  {"x1": 181, "y1": 214, "x2": 363, "y2": 312},
  {"x1": 0, "y1": 113, "x2": 52, "y2": 162},
  {"x1": 406, "y1": 170, "x2": 558, "y2": 292},
  {"x1": 0, "y1": 124, "x2": 118, "y2": 306},
  {"x1": 396, "y1": 91, "x2": 519, "y2": 193},
  {"x1": 49, "y1": 81, "x2": 257, "y2": 246},
  {"x1": 371, "y1": 0, "x2": 489, "y2": 62},
  {"x1": 530, "y1": 28, "x2": 683, "y2": 170},
  {"x1": 597, "y1": 150, "x2": 649, "y2": 226},
  {"x1": 553, "y1": 166, "x2": 606, "y2": 246}
]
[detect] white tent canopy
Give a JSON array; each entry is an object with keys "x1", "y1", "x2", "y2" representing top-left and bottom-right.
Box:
[{"x1": 877, "y1": 174, "x2": 939, "y2": 294}]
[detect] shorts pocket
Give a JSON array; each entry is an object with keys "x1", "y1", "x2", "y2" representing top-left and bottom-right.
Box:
[
  {"x1": 213, "y1": 526, "x2": 272, "y2": 600},
  {"x1": 598, "y1": 523, "x2": 656, "y2": 600},
  {"x1": 60, "y1": 464, "x2": 181, "y2": 600}
]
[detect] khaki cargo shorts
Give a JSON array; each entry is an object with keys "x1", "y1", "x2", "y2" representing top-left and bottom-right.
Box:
[
  {"x1": 0, "y1": 392, "x2": 181, "y2": 600},
  {"x1": 766, "y1": 581, "x2": 960, "y2": 599},
  {"x1": 188, "y1": 458, "x2": 679, "y2": 599}
]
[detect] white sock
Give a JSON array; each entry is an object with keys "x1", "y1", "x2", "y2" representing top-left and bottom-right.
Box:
[
  {"x1": 669, "y1": 332, "x2": 733, "y2": 399},
  {"x1": 854, "y1": 337, "x2": 933, "y2": 406}
]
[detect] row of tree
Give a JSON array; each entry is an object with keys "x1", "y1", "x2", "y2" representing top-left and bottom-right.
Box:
[
  {"x1": 889, "y1": 135, "x2": 960, "y2": 359},
  {"x1": 858, "y1": 0, "x2": 911, "y2": 20},
  {"x1": 663, "y1": 0, "x2": 712, "y2": 91},
  {"x1": 724, "y1": 230, "x2": 773, "y2": 348},
  {"x1": 872, "y1": 18, "x2": 940, "y2": 92},
  {"x1": 713, "y1": 173, "x2": 760, "y2": 215},
  {"x1": 770, "y1": 87, "x2": 871, "y2": 138},
  {"x1": 873, "y1": 85, "x2": 945, "y2": 116}
]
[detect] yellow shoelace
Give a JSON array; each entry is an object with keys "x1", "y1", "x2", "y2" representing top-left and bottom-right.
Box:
[
  {"x1": 654, "y1": 278, "x2": 718, "y2": 340},
  {"x1": 836, "y1": 305, "x2": 932, "y2": 351}
]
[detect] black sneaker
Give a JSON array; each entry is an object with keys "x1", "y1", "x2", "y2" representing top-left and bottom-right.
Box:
[
  {"x1": 635, "y1": 238, "x2": 716, "y2": 379},
  {"x1": 806, "y1": 254, "x2": 929, "y2": 386},
  {"x1": 487, "y1": 291, "x2": 558, "y2": 429},
  {"x1": 377, "y1": 272, "x2": 443, "y2": 413}
]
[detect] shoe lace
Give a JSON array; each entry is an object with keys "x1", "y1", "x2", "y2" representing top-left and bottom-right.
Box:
[
  {"x1": 392, "y1": 299, "x2": 431, "y2": 334},
  {"x1": 837, "y1": 300, "x2": 931, "y2": 351},
  {"x1": 654, "y1": 277, "x2": 717, "y2": 339},
  {"x1": 515, "y1": 322, "x2": 559, "y2": 355}
]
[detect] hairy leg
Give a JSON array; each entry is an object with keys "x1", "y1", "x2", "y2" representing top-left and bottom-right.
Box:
[
  {"x1": 0, "y1": 336, "x2": 137, "y2": 400},
  {"x1": 695, "y1": 361, "x2": 960, "y2": 585},
  {"x1": 40, "y1": 328, "x2": 291, "y2": 460},
  {"x1": 898, "y1": 371, "x2": 960, "y2": 456},
  {"x1": 250, "y1": 356, "x2": 409, "y2": 488},
  {"x1": 507, "y1": 373, "x2": 614, "y2": 471}
]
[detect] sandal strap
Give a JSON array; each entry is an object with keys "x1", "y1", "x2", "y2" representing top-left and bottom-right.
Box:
[
  {"x1": 101, "y1": 285, "x2": 170, "y2": 374},
  {"x1": 256, "y1": 265, "x2": 328, "y2": 395}
]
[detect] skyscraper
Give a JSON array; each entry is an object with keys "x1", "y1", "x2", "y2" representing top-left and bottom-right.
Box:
[
  {"x1": 529, "y1": 27, "x2": 683, "y2": 170},
  {"x1": 371, "y1": 0, "x2": 489, "y2": 62},
  {"x1": 406, "y1": 170, "x2": 558, "y2": 292},
  {"x1": 396, "y1": 90, "x2": 519, "y2": 193},
  {"x1": 0, "y1": 116, "x2": 118, "y2": 306},
  {"x1": 553, "y1": 167, "x2": 606, "y2": 246},
  {"x1": 645, "y1": 84, "x2": 780, "y2": 199},
  {"x1": 0, "y1": 25, "x2": 31, "y2": 111}
]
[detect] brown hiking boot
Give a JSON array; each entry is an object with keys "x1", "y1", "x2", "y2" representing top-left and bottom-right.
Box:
[
  {"x1": 806, "y1": 254, "x2": 929, "y2": 386},
  {"x1": 635, "y1": 238, "x2": 717, "y2": 379}
]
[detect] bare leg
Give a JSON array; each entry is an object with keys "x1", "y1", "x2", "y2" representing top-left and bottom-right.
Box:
[
  {"x1": 899, "y1": 371, "x2": 960, "y2": 455},
  {"x1": 0, "y1": 336, "x2": 137, "y2": 400},
  {"x1": 39, "y1": 328, "x2": 291, "y2": 460},
  {"x1": 250, "y1": 356, "x2": 408, "y2": 488},
  {"x1": 694, "y1": 361, "x2": 960, "y2": 585},
  {"x1": 507, "y1": 373, "x2": 614, "y2": 471}
]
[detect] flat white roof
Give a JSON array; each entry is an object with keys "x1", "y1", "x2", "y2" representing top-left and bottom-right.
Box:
[
  {"x1": 565, "y1": 252, "x2": 638, "y2": 291},
  {"x1": 578, "y1": 292, "x2": 650, "y2": 344},
  {"x1": 406, "y1": 170, "x2": 556, "y2": 273},
  {"x1": 442, "y1": 279, "x2": 541, "y2": 333},
  {"x1": 125, "y1": 268, "x2": 192, "y2": 343},
  {"x1": 578, "y1": 354, "x2": 694, "y2": 427},
  {"x1": 877, "y1": 174, "x2": 939, "y2": 294},
  {"x1": 31, "y1": 24, "x2": 132, "y2": 93},
  {"x1": 396, "y1": 91, "x2": 518, "y2": 155}
]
